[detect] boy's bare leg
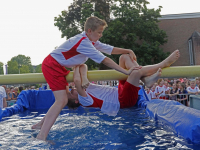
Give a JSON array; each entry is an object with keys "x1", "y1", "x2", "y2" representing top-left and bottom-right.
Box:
[
  {"x1": 79, "y1": 64, "x2": 90, "y2": 89},
  {"x1": 119, "y1": 50, "x2": 180, "y2": 78},
  {"x1": 31, "y1": 116, "x2": 45, "y2": 130},
  {"x1": 36, "y1": 90, "x2": 68, "y2": 140},
  {"x1": 141, "y1": 68, "x2": 162, "y2": 87},
  {"x1": 127, "y1": 68, "x2": 162, "y2": 87}
]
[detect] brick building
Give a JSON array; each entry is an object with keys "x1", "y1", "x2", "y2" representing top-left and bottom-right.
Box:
[{"x1": 158, "y1": 12, "x2": 200, "y2": 66}]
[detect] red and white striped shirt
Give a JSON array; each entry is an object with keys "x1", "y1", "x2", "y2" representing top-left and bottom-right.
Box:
[
  {"x1": 78, "y1": 83, "x2": 120, "y2": 116},
  {"x1": 146, "y1": 90, "x2": 157, "y2": 100},
  {"x1": 187, "y1": 86, "x2": 200, "y2": 93},
  {"x1": 50, "y1": 31, "x2": 113, "y2": 68},
  {"x1": 155, "y1": 85, "x2": 166, "y2": 98}
]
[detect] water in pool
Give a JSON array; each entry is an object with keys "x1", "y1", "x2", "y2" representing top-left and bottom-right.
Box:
[{"x1": 0, "y1": 107, "x2": 199, "y2": 149}]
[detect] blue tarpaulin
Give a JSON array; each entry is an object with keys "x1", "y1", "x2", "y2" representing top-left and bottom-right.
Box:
[
  {"x1": 137, "y1": 87, "x2": 200, "y2": 144},
  {"x1": 0, "y1": 88, "x2": 200, "y2": 144},
  {"x1": 0, "y1": 90, "x2": 55, "y2": 120}
]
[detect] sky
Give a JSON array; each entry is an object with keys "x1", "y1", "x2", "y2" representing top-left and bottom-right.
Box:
[{"x1": 0, "y1": 0, "x2": 199, "y2": 68}]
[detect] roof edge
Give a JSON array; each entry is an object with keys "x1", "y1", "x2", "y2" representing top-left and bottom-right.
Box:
[{"x1": 158, "y1": 12, "x2": 200, "y2": 20}]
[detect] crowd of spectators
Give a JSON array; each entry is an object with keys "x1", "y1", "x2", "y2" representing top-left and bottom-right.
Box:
[
  {"x1": 144, "y1": 77, "x2": 200, "y2": 106},
  {"x1": 0, "y1": 84, "x2": 49, "y2": 109}
]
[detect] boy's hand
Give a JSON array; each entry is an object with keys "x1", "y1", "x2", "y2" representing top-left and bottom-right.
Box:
[
  {"x1": 127, "y1": 66, "x2": 142, "y2": 75},
  {"x1": 129, "y1": 51, "x2": 137, "y2": 61}
]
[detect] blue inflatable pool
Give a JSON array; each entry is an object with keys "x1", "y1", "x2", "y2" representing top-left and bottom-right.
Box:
[{"x1": 0, "y1": 87, "x2": 200, "y2": 144}]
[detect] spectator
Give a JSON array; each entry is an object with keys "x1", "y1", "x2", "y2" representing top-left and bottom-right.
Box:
[
  {"x1": 145, "y1": 86, "x2": 152, "y2": 100},
  {"x1": 195, "y1": 77, "x2": 200, "y2": 88},
  {"x1": 168, "y1": 82, "x2": 173, "y2": 90},
  {"x1": 145, "y1": 85, "x2": 157, "y2": 100},
  {"x1": 19, "y1": 86, "x2": 24, "y2": 93},
  {"x1": 12, "y1": 87, "x2": 19, "y2": 100},
  {"x1": 31, "y1": 86, "x2": 35, "y2": 90},
  {"x1": 183, "y1": 78, "x2": 188, "y2": 83},
  {"x1": 164, "y1": 80, "x2": 170, "y2": 99},
  {"x1": 164, "y1": 78, "x2": 169, "y2": 82},
  {"x1": 177, "y1": 83, "x2": 188, "y2": 106},
  {"x1": 185, "y1": 80, "x2": 190, "y2": 88},
  {"x1": 187, "y1": 79, "x2": 200, "y2": 95},
  {"x1": 155, "y1": 78, "x2": 166, "y2": 99},
  {"x1": 5, "y1": 87, "x2": 12, "y2": 101},
  {"x1": 179, "y1": 78, "x2": 184, "y2": 83},
  {"x1": 176, "y1": 80, "x2": 181, "y2": 85},
  {"x1": 10, "y1": 86, "x2": 14, "y2": 93},
  {"x1": 0, "y1": 86, "x2": 7, "y2": 109},
  {"x1": 168, "y1": 83, "x2": 178, "y2": 100},
  {"x1": 38, "y1": 84, "x2": 43, "y2": 90},
  {"x1": 109, "y1": 81, "x2": 113, "y2": 86},
  {"x1": 98, "y1": 81, "x2": 102, "y2": 85},
  {"x1": 151, "y1": 84, "x2": 157, "y2": 100},
  {"x1": 2, "y1": 85, "x2": 6, "y2": 90}
]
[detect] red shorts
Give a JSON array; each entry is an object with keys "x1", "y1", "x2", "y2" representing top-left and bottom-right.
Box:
[
  {"x1": 159, "y1": 96, "x2": 167, "y2": 100},
  {"x1": 118, "y1": 80, "x2": 141, "y2": 108},
  {"x1": 42, "y1": 54, "x2": 70, "y2": 91}
]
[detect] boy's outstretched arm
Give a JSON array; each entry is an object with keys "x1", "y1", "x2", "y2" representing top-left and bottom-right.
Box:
[
  {"x1": 102, "y1": 57, "x2": 135, "y2": 75},
  {"x1": 112, "y1": 47, "x2": 136, "y2": 61},
  {"x1": 73, "y1": 66, "x2": 87, "y2": 97}
]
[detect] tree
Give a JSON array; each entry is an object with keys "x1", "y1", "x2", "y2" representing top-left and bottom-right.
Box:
[
  {"x1": 54, "y1": 0, "x2": 169, "y2": 69},
  {"x1": 35, "y1": 64, "x2": 42, "y2": 73},
  {"x1": 7, "y1": 54, "x2": 33, "y2": 74},
  {"x1": 20, "y1": 65, "x2": 30, "y2": 74},
  {"x1": 7, "y1": 60, "x2": 18, "y2": 74},
  {"x1": 0, "y1": 62, "x2": 3, "y2": 75}
]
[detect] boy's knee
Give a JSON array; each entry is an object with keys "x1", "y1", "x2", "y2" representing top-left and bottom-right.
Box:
[
  {"x1": 130, "y1": 69, "x2": 141, "y2": 77},
  {"x1": 119, "y1": 54, "x2": 129, "y2": 62},
  {"x1": 80, "y1": 64, "x2": 87, "y2": 68}
]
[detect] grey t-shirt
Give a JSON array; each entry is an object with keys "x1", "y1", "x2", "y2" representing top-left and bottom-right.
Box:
[{"x1": 0, "y1": 86, "x2": 6, "y2": 109}]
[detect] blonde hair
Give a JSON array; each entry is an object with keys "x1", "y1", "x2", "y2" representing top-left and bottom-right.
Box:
[
  {"x1": 84, "y1": 16, "x2": 108, "y2": 32},
  {"x1": 157, "y1": 78, "x2": 163, "y2": 85}
]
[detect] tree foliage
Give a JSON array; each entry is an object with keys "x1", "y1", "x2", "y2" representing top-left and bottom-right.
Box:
[
  {"x1": 7, "y1": 54, "x2": 33, "y2": 74},
  {"x1": 0, "y1": 62, "x2": 3, "y2": 75},
  {"x1": 35, "y1": 64, "x2": 42, "y2": 73},
  {"x1": 54, "y1": 0, "x2": 169, "y2": 69}
]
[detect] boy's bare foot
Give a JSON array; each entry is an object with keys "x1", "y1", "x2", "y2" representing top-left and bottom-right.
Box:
[
  {"x1": 81, "y1": 78, "x2": 90, "y2": 89},
  {"x1": 162, "y1": 50, "x2": 180, "y2": 68},
  {"x1": 143, "y1": 68, "x2": 162, "y2": 88},
  {"x1": 36, "y1": 132, "x2": 46, "y2": 141},
  {"x1": 31, "y1": 122, "x2": 43, "y2": 130}
]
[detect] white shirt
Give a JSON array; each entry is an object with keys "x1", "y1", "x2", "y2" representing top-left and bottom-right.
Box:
[
  {"x1": 78, "y1": 83, "x2": 120, "y2": 116},
  {"x1": 155, "y1": 85, "x2": 166, "y2": 97},
  {"x1": 146, "y1": 90, "x2": 157, "y2": 100},
  {"x1": 146, "y1": 90, "x2": 152, "y2": 100},
  {"x1": 0, "y1": 86, "x2": 6, "y2": 109},
  {"x1": 50, "y1": 31, "x2": 113, "y2": 68},
  {"x1": 151, "y1": 90, "x2": 157, "y2": 99},
  {"x1": 187, "y1": 86, "x2": 200, "y2": 93}
]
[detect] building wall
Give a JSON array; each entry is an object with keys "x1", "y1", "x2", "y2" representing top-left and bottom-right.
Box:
[{"x1": 158, "y1": 14, "x2": 200, "y2": 66}]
